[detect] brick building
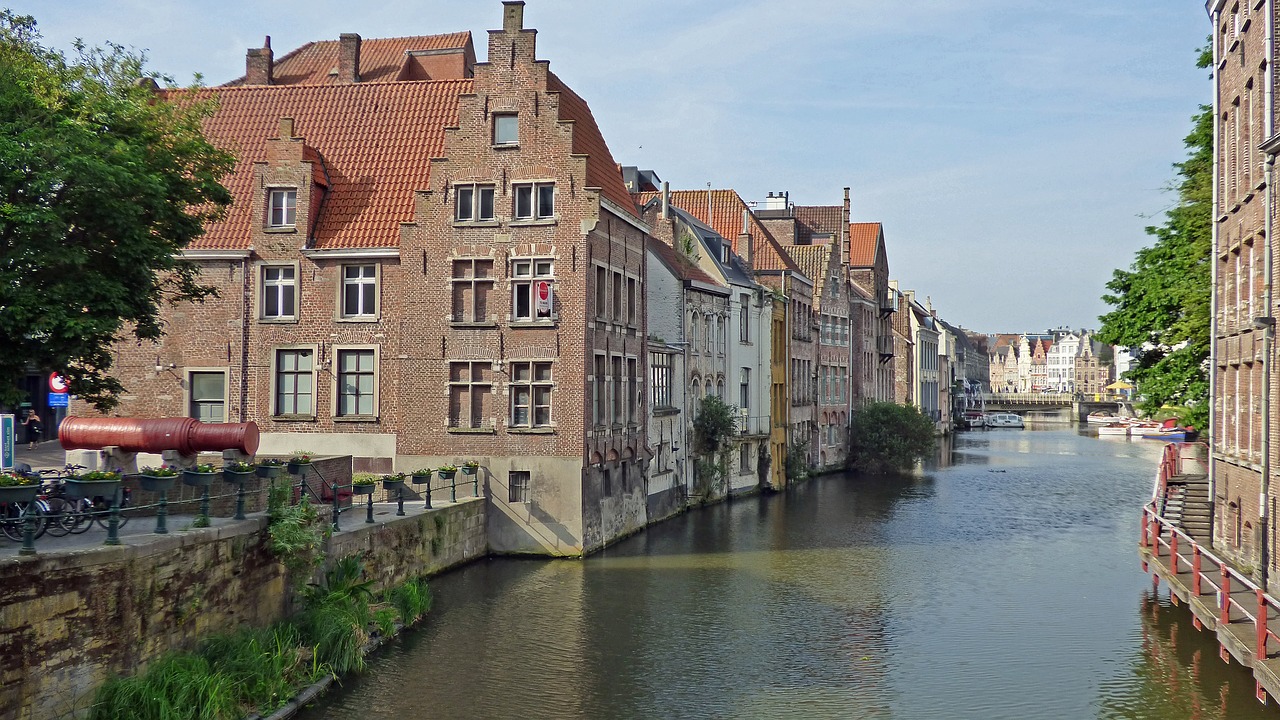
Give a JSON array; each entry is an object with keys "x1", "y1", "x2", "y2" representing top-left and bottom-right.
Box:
[
  {"x1": 849, "y1": 222, "x2": 896, "y2": 403},
  {"x1": 80, "y1": 3, "x2": 652, "y2": 556}
]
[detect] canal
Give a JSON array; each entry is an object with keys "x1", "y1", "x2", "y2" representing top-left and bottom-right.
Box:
[{"x1": 300, "y1": 428, "x2": 1276, "y2": 719}]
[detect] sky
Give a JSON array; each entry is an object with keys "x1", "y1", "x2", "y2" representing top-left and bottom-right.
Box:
[{"x1": 16, "y1": 0, "x2": 1210, "y2": 335}]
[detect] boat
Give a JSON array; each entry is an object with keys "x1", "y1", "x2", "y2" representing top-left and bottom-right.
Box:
[
  {"x1": 1137, "y1": 428, "x2": 1187, "y2": 441},
  {"x1": 985, "y1": 412, "x2": 1025, "y2": 429},
  {"x1": 1087, "y1": 412, "x2": 1125, "y2": 425},
  {"x1": 961, "y1": 410, "x2": 986, "y2": 429},
  {"x1": 1097, "y1": 423, "x2": 1131, "y2": 436}
]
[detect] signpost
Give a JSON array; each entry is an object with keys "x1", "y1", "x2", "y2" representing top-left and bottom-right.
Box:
[
  {"x1": 1, "y1": 414, "x2": 13, "y2": 471},
  {"x1": 48, "y1": 371, "x2": 69, "y2": 408}
]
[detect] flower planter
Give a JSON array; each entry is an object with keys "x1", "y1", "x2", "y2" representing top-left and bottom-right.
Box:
[
  {"x1": 222, "y1": 470, "x2": 256, "y2": 485},
  {"x1": 287, "y1": 461, "x2": 313, "y2": 475},
  {"x1": 461, "y1": 465, "x2": 478, "y2": 476},
  {"x1": 182, "y1": 471, "x2": 218, "y2": 488},
  {"x1": 63, "y1": 478, "x2": 122, "y2": 501},
  {"x1": 437, "y1": 470, "x2": 456, "y2": 481},
  {"x1": 410, "y1": 472, "x2": 432, "y2": 484},
  {"x1": 351, "y1": 484, "x2": 375, "y2": 496},
  {"x1": 382, "y1": 478, "x2": 405, "y2": 492},
  {"x1": 0, "y1": 485, "x2": 39, "y2": 503},
  {"x1": 256, "y1": 464, "x2": 283, "y2": 479},
  {"x1": 137, "y1": 475, "x2": 177, "y2": 493}
]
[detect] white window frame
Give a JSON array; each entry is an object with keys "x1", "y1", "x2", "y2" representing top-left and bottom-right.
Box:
[
  {"x1": 455, "y1": 183, "x2": 496, "y2": 222},
  {"x1": 259, "y1": 262, "x2": 299, "y2": 322},
  {"x1": 493, "y1": 114, "x2": 518, "y2": 146},
  {"x1": 267, "y1": 188, "x2": 297, "y2": 228},
  {"x1": 185, "y1": 368, "x2": 229, "y2": 424},
  {"x1": 508, "y1": 360, "x2": 554, "y2": 429},
  {"x1": 511, "y1": 258, "x2": 555, "y2": 323},
  {"x1": 272, "y1": 346, "x2": 318, "y2": 419},
  {"x1": 332, "y1": 345, "x2": 380, "y2": 420},
  {"x1": 339, "y1": 263, "x2": 380, "y2": 320},
  {"x1": 513, "y1": 181, "x2": 555, "y2": 221}
]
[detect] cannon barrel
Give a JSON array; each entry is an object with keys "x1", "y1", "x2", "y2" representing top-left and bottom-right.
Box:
[{"x1": 59, "y1": 417, "x2": 260, "y2": 456}]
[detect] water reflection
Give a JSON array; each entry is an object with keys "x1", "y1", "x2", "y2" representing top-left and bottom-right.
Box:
[{"x1": 300, "y1": 431, "x2": 1279, "y2": 720}]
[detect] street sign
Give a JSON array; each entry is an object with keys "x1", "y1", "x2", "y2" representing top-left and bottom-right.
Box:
[
  {"x1": 48, "y1": 392, "x2": 69, "y2": 408},
  {"x1": 49, "y1": 372, "x2": 67, "y2": 393},
  {"x1": 1, "y1": 414, "x2": 13, "y2": 470}
]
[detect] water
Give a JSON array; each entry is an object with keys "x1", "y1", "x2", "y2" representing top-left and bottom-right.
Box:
[{"x1": 300, "y1": 428, "x2": 1277, "y2": 719}]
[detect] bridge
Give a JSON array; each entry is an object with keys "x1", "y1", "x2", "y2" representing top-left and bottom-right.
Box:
[{"x1": 980, "y1": 393, "x2": 1132, "y2": 423}]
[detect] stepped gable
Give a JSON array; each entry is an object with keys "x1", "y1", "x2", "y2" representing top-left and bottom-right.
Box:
[
  {"x1": 636, "y1": 189, "x2": 799, "y2": 273},
  {"x1": 647, "y1": 235, "x2": 722, "y2": 287},
  {"x1": 783, "y1": 243, "x2": 834, "y2": 298},
  {"x1": 849, "y1": 222, "x2": 882, "y2": 267},
  {"x1": 545, "y1": 71, "x2": 637, "y2": 219},
  {"x1": 176, "y1": 78, "x2": 472, "y2": 250},
  {"x1": 223, "y1": 33, "x2": 475, "y2": 86}
]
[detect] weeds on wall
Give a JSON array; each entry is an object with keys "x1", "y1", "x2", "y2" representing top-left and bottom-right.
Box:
[
  {"x1": 90, "y1": 556, "x2": 435, "y2": 720},
  {"x1": 785, "y1": 439, "x2": 812, "y2": 483},
  {"x1": 266, "y1": 480, "x2": 327, "y2": 583}
]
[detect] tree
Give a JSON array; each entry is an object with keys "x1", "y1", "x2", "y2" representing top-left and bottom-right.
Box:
[
  {"x1": 847, "y1": 402, "x2": 937, "y2": 474},
  {"x1": 0, "y1": 12, "x2": 233, "y2": 410},
  {"x1": 1097, "y1": 45, "x2": 1212, "y2": 430}
]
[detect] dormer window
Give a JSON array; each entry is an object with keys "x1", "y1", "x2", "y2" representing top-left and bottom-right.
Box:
[
  {"x1": 493, "y1": 114, "x2": 518, "y2": 146},
  {"x1": 268, "y1": 188, "x2": 297, "y2": 227}
]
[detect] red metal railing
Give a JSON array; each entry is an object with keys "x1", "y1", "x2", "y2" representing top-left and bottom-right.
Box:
[{"x1": 1142, "y1": 506, "x2": 1278, "y2": 662}]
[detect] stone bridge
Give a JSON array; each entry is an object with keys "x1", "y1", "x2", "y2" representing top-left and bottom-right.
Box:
[{"x1": 980, "y1": 393, "x2": 1132, "y2": 423}]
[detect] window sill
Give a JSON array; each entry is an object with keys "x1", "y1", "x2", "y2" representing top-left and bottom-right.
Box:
[
  {"x1": 333, "y1": 415, "x2": 379, "y2": 423},
  {"x1": 452, "y1": 220, "x2": 500, "y2": 228},
  {"x1": 451, "y1": 320, "x2": 498, "y2": 329},
  {"x1": 509, "y1": 218, "x2": 558, "y2": 228},
  {"x1": 508, "y1": 319, "x2": 558, "y2": 329},
  {"x1": 447, "y1": 426, "x2": 496, "y2": 435},
  {"x1": 653, "y1": 406, "x2": 680, "y2": 417},
  {"x1": 273, "y1": 414, "x2": 316, "y2": 423},
  {"x1": 264, "y1": 226, "x2": 297, "y2": 234},
  {"x1": 492, "y1": 143, "x2": 520, "y2": 151},
  {"x1": 508, "y1": 427, "x2": 556, "y2": 435},
  {"x1": 336, "y1": 315, "x2": 380, "y2": 324},
  {"x1": 259, "y1": 317, "x2": 299, "y2": 324}
]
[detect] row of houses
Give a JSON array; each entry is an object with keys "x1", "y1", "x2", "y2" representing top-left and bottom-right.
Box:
[
  {"x1": 987, "y1": 330, "x2": 1115, "y2": 396},
  {"x1": 72, "y1": 3, "x2": 981, "y2": 556}
]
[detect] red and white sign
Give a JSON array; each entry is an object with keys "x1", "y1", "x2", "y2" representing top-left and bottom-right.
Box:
[
  {"x1": 48, "y1": 373, "x2": 68, "y2": 394},
  {"x1": 536, "y1": 280, "x2": 553, "y2": 318}
]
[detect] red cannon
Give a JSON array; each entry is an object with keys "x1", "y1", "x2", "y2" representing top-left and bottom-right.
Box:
[{"x1": 59, "y1": 417, "x2": 260, "y2": 456}]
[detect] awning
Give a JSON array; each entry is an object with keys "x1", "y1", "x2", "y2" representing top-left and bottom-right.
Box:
[{"x1": 1106, "y1": 381, "x2": 1134, "y2": 390}]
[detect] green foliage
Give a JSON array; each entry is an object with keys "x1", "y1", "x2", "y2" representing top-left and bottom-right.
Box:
[
  {"x1": 266, "y1": 482, "x2": 326, "y2": 582},
  {"x1": 693, "y1": 395, "x2": 738, "y2": 454},
  {"x1": 0, "y1": 12, "x2": 234, "y2": 410},
  {"x1": 386, "y1": 578, "x2": 433, "y2": 625},
  {"x1": 847, "y1": 402, "x2": 938, "y2": 474},
  {"x1": 784, "y1": 439, "x2": 812, "y2": 483},
  {"x1": 351, "y1": 472, "x2": 378, "y2": 486},
  {"x1": 373, "y1": 607, "x2": 397, "y2": 637},
  {"x1": 91, "y1": 653, "x2": 241, "y2": 720},
  {"x1": 295, "y1": 556, "x2": 376, "y2": 676},
  {"x1": 197, "y1": 625, "x2": 318, "y2": 713},
  {"x1": 1097, "y1": 45, "x2": 1212, "y2": 430}
]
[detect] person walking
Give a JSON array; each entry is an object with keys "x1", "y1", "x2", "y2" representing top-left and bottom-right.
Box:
[{"x1": 21, "y1": 409, "x2": 42, "y2": 450}]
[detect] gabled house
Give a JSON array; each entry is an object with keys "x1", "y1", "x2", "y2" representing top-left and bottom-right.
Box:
[{"x1": 849, "y1": 222, "x2": 895, "y2": 403}]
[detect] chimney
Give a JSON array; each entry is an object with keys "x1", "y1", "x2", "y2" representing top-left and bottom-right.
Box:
[
  {"x1": 503, "y1": 1, "x2": 526, "y2": 32},
  {"x1": 245, "y1": 36, "x2": 273, "y2": 85},
  {"x1": 278, "y1": 117, "x2": 295, "y2": 139},
  {"x1": 661, "y1": 181, "x2": 670, "y2": 220},
  {"x1": 339, "y1": 33, "x2": 361, "y2": 83},
  {"x1": 738, "y1": 209, "x2": 752, "y2": 266}
]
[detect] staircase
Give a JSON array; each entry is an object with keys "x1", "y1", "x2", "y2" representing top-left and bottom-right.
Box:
[{"x1": 1161, "y1": 473, "x2": 1211, "y2": 543}]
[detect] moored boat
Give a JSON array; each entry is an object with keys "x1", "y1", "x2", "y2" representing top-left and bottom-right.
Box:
[
  {"x1": 1097, "y1": 423, "x2": 1131, "y2": 436},
  {"x1": 985, "y1": 412, "x2": 1025, "y2": 429},
  {"x1": 1087, "y1": 411, "x2": 1124, "y2": 424}
]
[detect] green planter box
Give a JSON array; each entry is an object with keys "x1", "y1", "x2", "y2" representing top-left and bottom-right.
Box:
[
  {"x1": 182, "y1": 471, "x2": 217, "y2": 488},
  {"x1": 222, "y1": 470, "x2": 256, "y2": 485},
  {"x1": 138, "y1": 475, "x2": 177, "y2": 493},
  {"x1": 351, "y1": 484, "x2": 375, "y2": 496},
  {"x1": 437, "y1": 470, "x2": 456, "y2": 481},
  {"x1": 411, "y1": 472, "x2": 432, "y2": 484},
  {"x1": 63, "y1": 478, "x2": 121, "y2": 501},
  {"x1": 0, "y1": 485, "x2": 40, "y2": 503},
  {"x1": 287, "y1": 461, "x2": 313, "y2": 475},
  {"x1": 382, "y1": 479, "x2": 405, "y2": 492},
  {"x1": 256, "y1": 464, "x2": 283, "y2": 479},
  {"x1": 461, "y1": 465, "x2": 478, "y2": 476}
]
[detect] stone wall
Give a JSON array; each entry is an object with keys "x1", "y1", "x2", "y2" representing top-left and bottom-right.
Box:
[{"x1": 0, "y1": 496, "x2": 485, "y2": 720}]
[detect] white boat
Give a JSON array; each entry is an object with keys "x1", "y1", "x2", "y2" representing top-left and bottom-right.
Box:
[
  {"x1": 1097, "y1": 423, "x2": 1131, "y2": 436},
  {"x1": 961, "y1": 410, "x2": 986, "y2": 429},
  {"x1": 985, "y1": 412, "x2": 1025, "y2": 429},
  {"x1": 1087, "y1": 412, "x2": 1124, "y2": 425}
]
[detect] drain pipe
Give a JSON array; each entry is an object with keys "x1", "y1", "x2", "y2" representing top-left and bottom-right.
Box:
[
  {"x1": 1208, "y1": 2, "x2": 1222, "y2": 546},
  {"x1": 1259, "y1": 0, "x2": 1276, "y2": 590}
]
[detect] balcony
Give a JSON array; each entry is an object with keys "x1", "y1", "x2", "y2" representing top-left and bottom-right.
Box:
[
  {"x1": 879, "y1": 290, "x2": 898, "y2": 316},
  {"x1": 737, "y1": 413, "x2": 771, "y2": 437},
  {"x1": 876, "y1": 335, "x2": 894, "y2": 361}
]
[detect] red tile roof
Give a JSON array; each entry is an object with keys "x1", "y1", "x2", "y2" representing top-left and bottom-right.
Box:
[
  {"x1": 180, "y1": 79, "x2": 471, "y2": 250},
  {"x1": 849, "y1": 222, "x2": 882, "y2": 267},
  {"x1": 647, "y1": 235, "x2": 723, "y2": 288},
  {"x1": 635, "y1": 189, "x2": 798, "y2": 272},
  {"x1": 225, "y1": 33, "x2": 474, "y2": 86},
  {"x1": 545, "y1": 72, "x2": 637, "y2": 219}
]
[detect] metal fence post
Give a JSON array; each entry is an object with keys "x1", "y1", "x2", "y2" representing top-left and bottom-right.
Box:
[
  {"x1": 1258, "y1": 589, "x2": 1268, "y2": 660},
  {"x1": 104, "y1": 489, "x2": 121, "y2": 546},
  {"x1": 155, "y1": 490, "x2": 169, "y2": 534}
]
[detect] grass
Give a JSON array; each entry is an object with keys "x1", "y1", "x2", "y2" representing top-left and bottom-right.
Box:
[{"x1": 91, "y1": 559, "x2": 434, "y2": 719}]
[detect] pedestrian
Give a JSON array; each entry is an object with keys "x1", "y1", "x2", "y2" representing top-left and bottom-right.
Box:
[
  {"x1": 1184, "y1": 425, "x2": 1199, "y2": 443},
  {"x1": 21, "y1": 409, "x2": 42, "y2": 450}
]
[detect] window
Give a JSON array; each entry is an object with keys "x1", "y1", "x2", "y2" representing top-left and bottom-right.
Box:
[
  {"x1": 336, "y1": 349, "x2": 376, "y2": 417},
  {"x1": 509, "y1": 361, "x2": 552, "y2": 428},
  {"x1": 261, "y1": 265, "x2": 296, "y2": 320},
  {"x1": 275, "y1": 349, "x2": 314, "y2": 416},
  {"x1": 690, "y1": 314, "x2": 701, "y2": 354},
  {"x1": 594, "y1": 354, "x2": 607, "y2": 426},
  {"x1": 627, "y1": 357, "x2": 638, "y2": 425},
  {"x1": 595, "y1": 266, "x2": 608, "y2": 319},
  {"x1": 739, "y1": 293, "x2": 750, "y2": 342},
  {"x1": 627, "y1": 277, "x2": 637, "y2": 326},
  {"x1": 341, "y1": 264, "x2": 378, "y2": 318},
  {"x1": 268, "y1": 188, "x2": 297, "y2": 227},
  {"x1": 740, "y1": 368, "x2": 750, "y2": 412},
  {"x1": 611, "y1": 272, "x2": 623, "y2": 320},
  {"x1": 611, "y1": 356, "x2": 624, "y2": 424},
  {"x1": 650, "y1": 352, "x2": 672, "y2": 408},
  {"x1": 740, "y1": 442, "x2": 751, "y2": 474},
  {"x1": 493, "y1": 114, "x2": 518, "y2": 146},
  {"x1": 451, "y1": 259, "x2": 494, "y2": 323},
  {"x1": 455, "y1": 184, "x2": 495, "y2": 222},
  {"x1": 509, "y1": 471, "x2": 530, "y2": 503},
  {"x1": 188, "y1": 371, "x2": 226, "y2": 423},
  {"x1": 512, "y1": 259, "x2": 554, "y2": 321},
  {"x1": 448, "y1": 361, "x2": 492, "y2": 429},
  {"x1": 514, "y1": 182, "x2": 555, "y2": 220}
]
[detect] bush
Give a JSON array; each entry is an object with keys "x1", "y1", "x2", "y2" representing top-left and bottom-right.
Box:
[
  {"x1": 693, "y1": 395, "x2": 738, "y2": 453},
  {"x1": 847, "y1": 402, "x2": 938, "y2": 474}
]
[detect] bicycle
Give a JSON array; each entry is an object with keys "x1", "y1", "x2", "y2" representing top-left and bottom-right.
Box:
[{"x1": 0, "y1": 497, "x2": 46, "y2": 542}]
